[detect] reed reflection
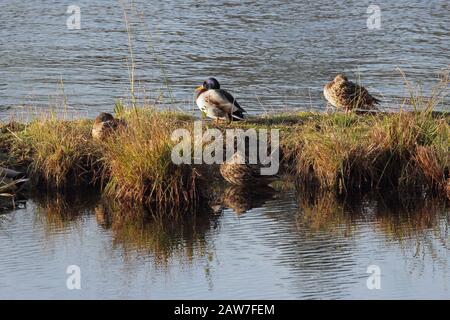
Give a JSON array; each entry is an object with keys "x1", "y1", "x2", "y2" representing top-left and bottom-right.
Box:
[
  {"x1": 296, "y1": 191, "x2": 449, "y2": 273},
  {"x1": 98, "y1": 201, "x2": 220, "y2": 266},
  {"x1": 32, "y1": 190, "x2": 220, "y2": 267},
  {"x1": 32, "y1": 189, "x2": 100, "y2": 231},
  {"x1": 296, "y1": 192, "x2": 449, "y2": 239}
]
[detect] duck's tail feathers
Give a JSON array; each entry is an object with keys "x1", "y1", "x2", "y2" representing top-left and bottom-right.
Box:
[
  {"x1": 373, "y1": 97, "x2": 382, "y2": 104},
  {"x1": 232, "y1": 110, "x2": 245, "y2": 120}
]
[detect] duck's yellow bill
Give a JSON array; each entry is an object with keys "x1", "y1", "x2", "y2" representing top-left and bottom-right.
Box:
[{"x1": 195, "y1": 86, "x2": 204, "y2": 91}]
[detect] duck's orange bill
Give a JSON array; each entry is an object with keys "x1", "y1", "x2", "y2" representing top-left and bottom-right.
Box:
[{"x1": 195, "y1": 86, "x2": 204, "y2": 91}]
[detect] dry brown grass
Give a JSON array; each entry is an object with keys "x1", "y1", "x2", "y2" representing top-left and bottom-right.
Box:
[
  {"x1": 18, "y1": 117, "x2": 101, "y2": 189},
  {"x1": 100, "y1": 107, "x2": 202, "y2": 214},
  {"x1": 1, "y1": 99, "x2": 447, "y2": 216},
  {"x1": 284, "y1": 110, "x2": 449, "y2": 199}
]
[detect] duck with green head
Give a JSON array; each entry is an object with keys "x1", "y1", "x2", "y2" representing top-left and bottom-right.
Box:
[{"x1": 195, "y1": 77, "x2": 246, "y2": 123}]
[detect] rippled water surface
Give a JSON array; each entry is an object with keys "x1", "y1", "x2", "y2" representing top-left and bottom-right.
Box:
[
  {"x1": 0, "y1": 0, "x2": 449, "y2": 116},
  {"x1": 0, "y1": 190, "x2": 449, "y2": 299}
]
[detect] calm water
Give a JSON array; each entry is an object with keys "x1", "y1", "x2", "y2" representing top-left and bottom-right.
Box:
[
  {"x1": 0, "y1": 189, "x2": 449, "y2": 299},
  {"x1": 0, "y1": 0, "x2": 449, "y2": 299},
  {"x1": 0, "y1": 0, "x2": 449, "y2": 117}
]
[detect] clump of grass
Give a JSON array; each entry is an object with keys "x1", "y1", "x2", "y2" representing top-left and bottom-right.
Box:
[
  {"x1": 101, "y1": 107, "x2": 201, "y2": 214},
  {"x1": 0, "y1": 121, "x2": 30, "y2": 170},
  {"x1": 285, "y1": 110, "x2": 449, "y2": 199},
  {"x1": 17, "y1": 116, "x2": 101, "y2": 189},
  {"x1": 369, "y1": 111, "x2": 449, "y2": 196},
  {"x1": 285, "y1": 113, "x2": 372, "y2": 193},
  {"x1": 284, "y1": 73, "x2": 449, "y2": 199}
]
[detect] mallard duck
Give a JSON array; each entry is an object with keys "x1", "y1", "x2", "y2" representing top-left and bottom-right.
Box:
[
  {"x1": 219, "y1": 153, "x2": 278, "y2": 186},
  {"x1": 195, "y1": 77, "x2": 246, "y2": 123},
  {"x1": 92, "y1": 112, "x2": 126, "y2": 140},
  {"x1": 324, "y1": 74, "x2": 380, "y2": 112}
]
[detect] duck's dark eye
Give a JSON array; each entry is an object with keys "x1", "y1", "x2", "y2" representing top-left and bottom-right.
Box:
[{"x1": 203, "y1": 81, "x2": 208, "y2": 88}]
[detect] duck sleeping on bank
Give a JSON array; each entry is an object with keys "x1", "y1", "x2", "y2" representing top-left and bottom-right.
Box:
[
  {"x1": 323, "y1": 74, "x2": 381, "y2": 112},
  {"x1": 195, "y1": 77, "x2": 247, "y2": 123},
  {"x1": 92, "y1": 112, "x2": 126, "y2": 140},
  {"x1": 220, "y1": 152, "x2": 279, "y2": 186}
]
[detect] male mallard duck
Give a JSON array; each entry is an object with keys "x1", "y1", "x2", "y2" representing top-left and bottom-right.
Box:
[
  {"x1": 92, "y1": 112, "x2": 126, "y2": 140},
  {"x1": 324, "y1": 74, "x2": 380, "y2": 112},
  {"x1": 195, "y1": 77, "x2": 246, "y2": 123},
  {"x1": 219, "y1": 152, "x2": 278, "y2": 186}
]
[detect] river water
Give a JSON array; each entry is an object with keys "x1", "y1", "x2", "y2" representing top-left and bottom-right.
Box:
[
  {"x1": 0, "y1": 190, "x2": 449, "y2": 299},
  {"x1": 0, "y1": 0, "x2": 449, "y2": 299},
  {"x1": 0, "y1": 0, "x2": 449, "y2": 117}
]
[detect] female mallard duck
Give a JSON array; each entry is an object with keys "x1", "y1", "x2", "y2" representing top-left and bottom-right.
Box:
[
  {"x1": 92, "y1": 112, "x2": 126, "y2": 140},
  {"x1": 324, "y1": 74, "x2": 380, "y2": 112},
  {"x1": 195, "y1": 77, "x2": 246, "y2": 123},
  {"x1": 219, "y1": 153, "x2": 278, "y2": 186}
]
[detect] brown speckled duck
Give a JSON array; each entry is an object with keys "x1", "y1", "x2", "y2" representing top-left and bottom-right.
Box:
[
  {"x1": 195, "y1": 78, "x2": 246, "y2": 123},
  {"x1": 92, "y1": 112, "x2": 126, "y2": 140},
  {"x1": 323, "y1": 74, "x2": 380, "y2": 112},
  {"x1": 219, "y1": 153, "x2": 278, "y2": 186}
]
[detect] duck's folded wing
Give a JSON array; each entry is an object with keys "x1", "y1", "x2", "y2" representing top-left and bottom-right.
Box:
[
  {"x1": 347, "y1": 82, "x2": 380, "y2": 108},
  {"x1": 207, "y1": 89, "x2": 246, "y2": 113},
  {"x1": 219, "y1": 90, "x2": 246, "y2": 113}
]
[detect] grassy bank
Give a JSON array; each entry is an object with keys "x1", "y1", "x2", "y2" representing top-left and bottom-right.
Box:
[
  {"x1": 100, "y1": 108, "x2": 201, "y2": 214},
  {"x1": 282, "y1": 111, "x2": 449, "y2": 198},
  {"x1": 1, "y1": 108, "x2": 203, "y2": 213},
  {"x1": 0, "y1": 106, "x2": 448, "y2": 214}
]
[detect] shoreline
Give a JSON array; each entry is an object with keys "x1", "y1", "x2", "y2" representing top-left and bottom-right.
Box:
[{"x1": 1, "y1": 107, "x2": 449, "y2": 213}]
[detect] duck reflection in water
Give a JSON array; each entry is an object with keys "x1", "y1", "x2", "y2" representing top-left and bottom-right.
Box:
[{"x1": 214, "y1": 185, "x2": 277, "y2": 215}]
